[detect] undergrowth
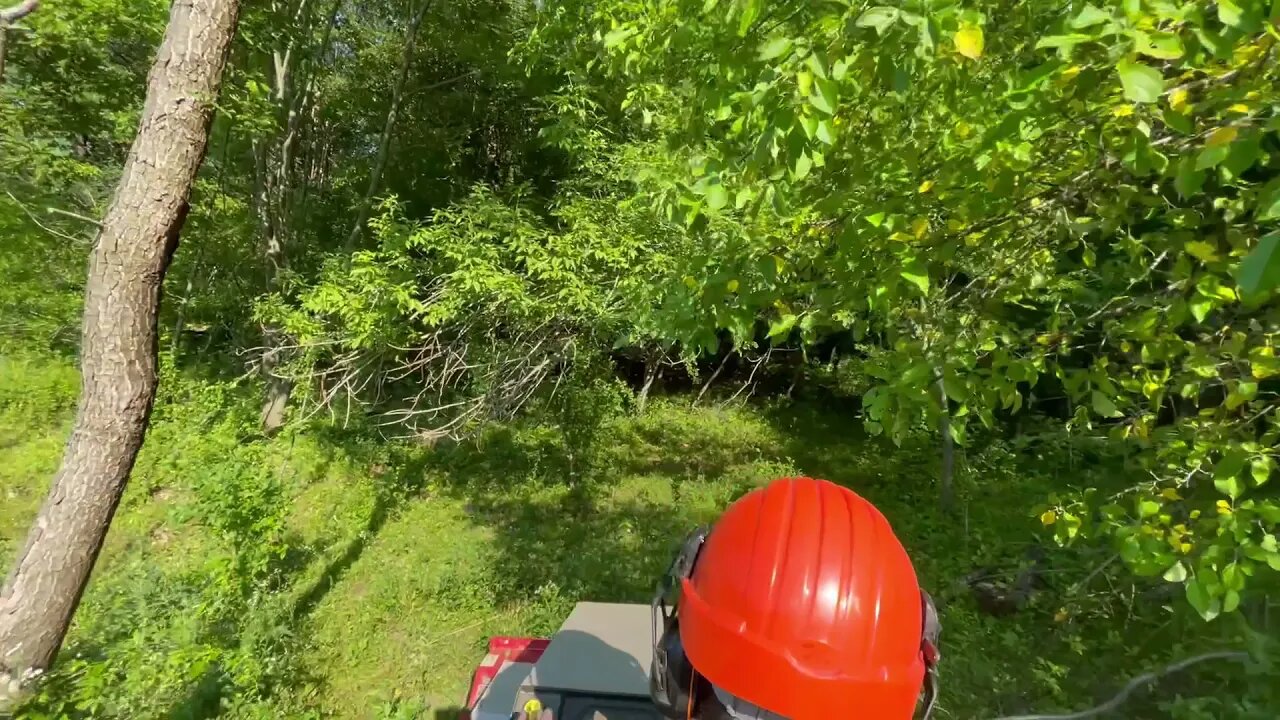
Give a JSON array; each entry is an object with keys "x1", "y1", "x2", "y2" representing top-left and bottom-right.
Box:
[{"x1": 1, "y1": 352, "x2": 1275, "y2": 719}]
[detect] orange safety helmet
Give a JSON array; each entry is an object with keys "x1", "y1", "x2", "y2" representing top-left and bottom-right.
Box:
[{"x1": 649, "y1": 477, "x2": 940, "y2": 720}]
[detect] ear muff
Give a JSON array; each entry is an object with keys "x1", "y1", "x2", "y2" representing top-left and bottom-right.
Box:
[
  {"x1": 649, "y1": 618, "x2": 695, "y2": 718},
  {"x1": 650, "y1": 528, "x2": 709, "y2": 719}
]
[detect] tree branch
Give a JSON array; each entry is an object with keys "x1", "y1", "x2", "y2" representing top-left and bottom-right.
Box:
[
  {"x1": 0, "y1": 0, "x2": 38, "y2": 83},
  {"x1": 0, "y1": 0, "x2": 38, "y2": 24},
  {"x1": 990, "y1": 651, "x2": 1250, "y2": 720}
]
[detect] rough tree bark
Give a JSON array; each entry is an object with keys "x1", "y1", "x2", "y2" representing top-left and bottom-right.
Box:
[
  {"x1": 0, "y1": 0, "x2": 241, "y2": 708},
  {"x1": 0, "y1": 0, "x2": 40, "y2": 84},
  {"x1": 343, "y1": 0, "x2": 432, "y2": 253}
]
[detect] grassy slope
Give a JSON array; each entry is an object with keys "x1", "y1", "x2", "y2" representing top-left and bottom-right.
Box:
[{"x1": 1, "y1": 353, "x2": 1268, "y2": 720}]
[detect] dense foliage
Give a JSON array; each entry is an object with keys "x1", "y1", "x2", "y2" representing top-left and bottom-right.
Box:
[{"x1": 2, "y1": 0, "x2": 1279, "y2": 717}]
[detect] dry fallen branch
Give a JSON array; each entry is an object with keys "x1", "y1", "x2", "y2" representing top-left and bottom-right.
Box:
[{"x1": 990, "y1": 651, "x2": 1250, "y2": 720}]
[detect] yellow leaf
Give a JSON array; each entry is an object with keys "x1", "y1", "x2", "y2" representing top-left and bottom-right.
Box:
[
  {"x1": 1206, "y1": 126, "x2": 1237, "y2": 148},
  {"x1": 918, "y1": 179, "x2": 935, "y2": 193},
  {"x1": 1179, "y1": 542, "x2": 1193, "y2": 554},
  {"x1": 727, "y1": 279, "x2": 739, "y2": 292},
  {"x1": 1040, "y1": 510, "x2": 1057, "y2": 526},
  {"x1": 1054, "y1": 608, "x2": 1069, "y2": 623},
  {"x1": 1113, "y1": 105, "x2": 1135, "y2": 117},
  {"x1": 1161, "y1": 488, "x2": 1181, "y2": 501},
  {"x1": 1061, "y1": 65, "x2": 1082, "y2": 81},
  {"x1": 889, "y1": 231, "x2": 913, "y2": 242},
  {"x1": 1169, "y1": 87, "x2": 1189, "y2": 112},
  {"x1": 1189, "y1": 509, "x2": 1201, "y2": 519},
  {"x1": 954, "y1": 25, "x2": 984, "y2": 59},
  {"x1": 1227, "y1": 103, "x2": 1250, "y2": 114},
  {"x1": 912, "y1": 217, "x2": 929, "y2": 239}
]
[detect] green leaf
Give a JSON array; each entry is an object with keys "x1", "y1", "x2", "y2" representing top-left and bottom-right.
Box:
[
  {"x1": 1222, "y1": 562, "x2": 1245, "y2": 592},
  {"x1": 815, "y1": 120, "x2": 835, "y2": 145},
  {"x1": 737, "y1": 0, "x2": 761, "y2": 36},
  {"x1": 1139, "y1": 499, "x2": 1160, "y2": 518},
  {"x1": 1222, "y1": 589, "x2": 1241, "y2": 613},
  {"x1": 1252, "y1": 456, "x2": 1272, "y2": 486},
  {"x1": 1117, "y1": 59, "x2": 1164, "y2": 103},
  {"x1": 1185, "y1": 577, "x2": 1221, "y2": 621},
  {"x1": 1195, "y1": 144, "x2": 1231, "y2": 171},
  {"x1": 704, "y1": 183, "x2": 728, "y2": 211},
  {"x1": 1036, "y1": 34, "x2": 1092, "y2": 50},
  {"x1": 1186, "y1": 240, "x2": 1218, "y2": 263},
  {"x1": 901, "y1": 261, "x2": 930, "y2": 292},
  {"x1": 1175, "y1": 159, "x2": 1206, "y2": 199},
  {"x1": 603, "y1": 26, "x2": 635, "y2": 49},
  {"x1": 917, "y1": 18, "x2": 937, "y2": 53},
  {"x1": 804, "y1": 53, "x2": 827, "y2": 80},
  {"x1": 809, "y1": 78, "x2": 838, "y2": 115},
  {"x1": 1163, "y1": 108, "x2": 1193, "y2": 135},
  {"x1": 1236, "y1": 232, "x2": 1280, "y2": 295},
  {"x1": 768, "y1": 313, "x2": 797, "y2": 339},
  {"x1": 1189, "y1": 296, "x2": 1212, "y2": 322},
  {"x1": 808, "y1": 91, "x2": 834, "y2": 115},
  {"x1": 1214, "y1": 449, "x2": 1247, "y2": 499},
  {"x1": 1223, "y1": 133, "x2": 1263, "y2": 177},
  {"x1": 1134, "y1": 30, "x2": 1184, "y2": 60},
  {"x1": 1256, "y1": 177, "x2": 1280, "y2": 221},
  {"x1": 1091, "y1": 390, "x2": 1122, "y2": 418},
  {"x1": 1226, "y1": 380, "x2": 1257, "y2": 410},
  {"x1": 856, "y1": 7, "x2": 900, "y2": 34},
  {"x1": 1162, "y1": 560, "x2": 1188, "y2": 583},
  {"x1": 1071, "y1": 4, "x2": 1112, "y2": 27},
  {"x1": 793, "y1": 151, "x2": 813, "y2": 180},
  {"x1": 1213, "y1": 0, "x2": 1244, "y2": 26},
  {"x1": 758, "y1": 36, "x2": 793, "y2": 60}
]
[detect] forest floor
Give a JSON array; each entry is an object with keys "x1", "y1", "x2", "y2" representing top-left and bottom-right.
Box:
[{"x1": 0, "y1": 351, "x2": 1257, "y2": 720}]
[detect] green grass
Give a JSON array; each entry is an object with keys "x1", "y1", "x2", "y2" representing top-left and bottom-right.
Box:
[{"x1": 1, "y1": 353, "x2": 1272, "y2": 720}]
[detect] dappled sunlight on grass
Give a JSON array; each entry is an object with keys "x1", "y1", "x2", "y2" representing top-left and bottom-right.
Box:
[{"x1": 1, "y1": 359, "x2": 1271, "y2": 719}]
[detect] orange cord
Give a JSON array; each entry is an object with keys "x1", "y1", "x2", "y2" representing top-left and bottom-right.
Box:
[{"x1": 687, "y1": 667, "x2": 697, "y2": 720}]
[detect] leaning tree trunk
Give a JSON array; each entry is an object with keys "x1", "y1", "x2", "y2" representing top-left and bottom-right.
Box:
[
  {"x1": 0, "y1": 0, "x2": 241, "y2": 707},
  {"x1": 343, "y1": 0, "x2": 431, "y2": 254}
]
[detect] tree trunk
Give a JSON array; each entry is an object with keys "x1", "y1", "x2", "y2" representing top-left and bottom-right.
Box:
[
  {"x1": 255, "y1": 0, "x2": 343, "y2": 434},
  {"x1": 0, "y1": 0, "x2": 40, "y2": 84},
  {"x1": 636, "y1": 353, "x2": 659, "y2": 413},
  {"x1": 694, "y1": 352, "x2": 731, "y2": 407},
  {"x1": 0, "y1": 0, "x2": 241, "y2": 707},
  {"x1": 937, "y1": 376, "x2": 955, "y2": 512},
  {"x1": 343, "y1": 0, "x2": 432, "y2": 254}
]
